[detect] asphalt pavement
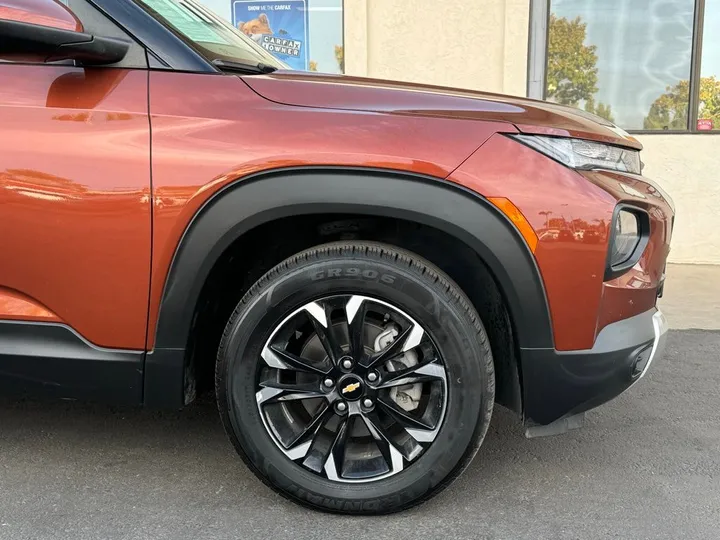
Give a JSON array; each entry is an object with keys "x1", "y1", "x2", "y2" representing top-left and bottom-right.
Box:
[{"x1": 1, "y1": 329, "x2": 719, "y2": 540}]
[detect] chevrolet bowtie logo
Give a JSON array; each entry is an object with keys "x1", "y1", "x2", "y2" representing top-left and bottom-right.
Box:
[{"x1": 341, "y1": 382, "x2": 360, "y2": 394}]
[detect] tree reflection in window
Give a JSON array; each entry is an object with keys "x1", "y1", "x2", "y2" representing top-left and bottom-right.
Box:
[{"x1": 546, "y1": 0, "x2": 695, "y2": 131}]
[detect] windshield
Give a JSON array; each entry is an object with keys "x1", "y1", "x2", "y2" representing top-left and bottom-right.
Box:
[{"x1": 132, "y1": 0, "x2": 288, "y2": 69}]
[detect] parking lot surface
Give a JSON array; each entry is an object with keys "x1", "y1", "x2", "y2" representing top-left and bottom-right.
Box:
[{"x1": 1, "y1": 329, "x2": 718, "y2": 540}]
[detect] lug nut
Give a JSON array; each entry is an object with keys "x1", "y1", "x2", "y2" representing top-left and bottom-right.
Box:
[
  {"x1": 341, "y1": 358, "x2": 353, "y2": 370},
  {"x1": 323, "y1": 378, "x2": 334, "y2": 388},
  {"x1": 362, "y1": 398, "x2": 374, "y2": 409},
  {"x1": 367, "y1": 371, "x2": 379, "y2": 383},
  {"x1": 336, "y1": 401, "x2": 348, "y2": 413}
]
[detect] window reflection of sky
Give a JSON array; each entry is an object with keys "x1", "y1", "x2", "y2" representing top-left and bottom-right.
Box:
[
  {"x1": 306, "y1": 0, "x2": 343, "y2": 74},
  {"x1": 552, "y1": 0, "x2": 694, "y2": 129},
  {"x1": 700, "y1": 2, "x2": 719, "y2": 78}
]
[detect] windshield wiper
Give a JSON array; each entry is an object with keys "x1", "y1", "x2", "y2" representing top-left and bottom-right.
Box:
[{"x1": 212, "y1": 59, "x2": 278, "y2": 74}]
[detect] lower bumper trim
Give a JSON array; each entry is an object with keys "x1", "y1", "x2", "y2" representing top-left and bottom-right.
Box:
[
  {"x1": 646, "y1": 310, "x2": 668, "y2": 377},
  {"x1": 520, "y1": 308, "x2": 668, "y2": 427}
]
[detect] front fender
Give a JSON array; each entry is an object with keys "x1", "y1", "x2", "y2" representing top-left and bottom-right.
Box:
[{"x1": 145, "y1": 168, "x2": 553, "y2": 407}]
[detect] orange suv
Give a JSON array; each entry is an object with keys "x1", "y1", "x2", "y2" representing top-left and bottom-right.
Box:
[{"x1": 0, "y1": 0, "x2": 673, "y2": 514}]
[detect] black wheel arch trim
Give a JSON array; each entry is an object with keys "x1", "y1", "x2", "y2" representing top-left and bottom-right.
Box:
[{"x1": 146, "y1": 167, "x2": 554, "y2": 408}]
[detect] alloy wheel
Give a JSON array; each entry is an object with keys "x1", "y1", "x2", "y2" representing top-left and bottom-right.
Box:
[{"x1": 255, "y1": 294, "x2": 448, "y2": 482}]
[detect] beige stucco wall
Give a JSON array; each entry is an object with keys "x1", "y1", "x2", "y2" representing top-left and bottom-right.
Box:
[
  {"x1": 344, "y1": 0, "x2": 529, "y2": 96},
  {"x1": 638, "y1": 135, "x2": 720, "y2": 265}
]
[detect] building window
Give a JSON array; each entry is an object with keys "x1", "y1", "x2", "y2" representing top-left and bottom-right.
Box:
[
  {"x1": 697, "y1": 0, "x2": 719, "y2": 130},
  {"x1": 231, "y1": 0, "x2": 344, "y2": 73},
  {"x1": 307, "y1": 0, "x2": 344, "y2": 73},
  {"x1": 537, "y1": 0, "x2": 718, "y2": 133}
]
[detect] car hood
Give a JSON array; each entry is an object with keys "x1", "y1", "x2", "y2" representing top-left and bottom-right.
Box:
[{"x1": 242, "y1": 71, "x2": 642, "y2": 150}]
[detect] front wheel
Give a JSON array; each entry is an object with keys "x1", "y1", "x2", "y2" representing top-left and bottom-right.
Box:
[{"x1": 216, "y1": 242, "x2": 494, "y2": 514}]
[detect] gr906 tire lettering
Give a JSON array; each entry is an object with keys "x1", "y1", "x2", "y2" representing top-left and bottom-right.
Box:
[{"x1": 310, "y1": 268, "x2": 396, "y2": 284}]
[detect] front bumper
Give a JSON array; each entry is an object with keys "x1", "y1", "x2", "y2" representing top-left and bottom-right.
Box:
[{"x1": 520, "y1": 308, "x2": 668, "y2": 427}]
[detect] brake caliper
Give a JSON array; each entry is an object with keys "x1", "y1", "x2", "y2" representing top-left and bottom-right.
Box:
[{"x1": 373, "y1": 325, "x2": 421, "y2": 412}]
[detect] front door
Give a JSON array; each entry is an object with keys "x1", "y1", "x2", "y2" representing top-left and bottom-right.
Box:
[{"x1": 0, "y1": 0, "x2": 151, "y2": 402}]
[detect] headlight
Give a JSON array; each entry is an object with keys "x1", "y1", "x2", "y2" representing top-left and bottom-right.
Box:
[
  {"x1": 605, "y1": 206, "x2": 650, "y2": 280},
  {"x1": 512, "y1": 135, "x2": 641, "y2": 174}
]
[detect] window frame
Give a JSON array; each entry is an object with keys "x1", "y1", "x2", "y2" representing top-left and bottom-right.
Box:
[{"x1": 527, "y1": 0, "x2": 716, "y2": 135}]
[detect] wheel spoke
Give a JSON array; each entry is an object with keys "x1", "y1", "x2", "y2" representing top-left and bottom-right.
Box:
[
  {"x1": 404, "y1": 425, "x2": 442, "y2": 443},
  {"x1": 302, "y1": 415, "x2": 346, "y2": 474},
  {"x1": 256, "y1": 378, "x2": 325, "y2": 405},
  {"x1": 264, "y1": 345, "x2": 329, "y2": 375},
  {"x1": 345, "y1": 296, "x2": 368, "y2": 360},
  {"x1": 285, "y1": 403, "x2": 333, "y2": 449},
  {"x1": 259, "y1": 376, "x2": 321, "y2": 394},
  {"x1": 360, "y1": 412, "x2": 406, "y2": 473},
  {"x1": 285, "y1": 440, "x2": 312, "y2": 460},
  {"x1": 332, "y1": 414, "x2": 351, "y2": 467},
  {"x1": 255, "y1": 386, "x2": 285, "y2": 405},
  {"x1": 378, "y1": 360, "x2": 446, "y2": 388},
  {"x1": 377, "y1": 396, "x2": 434, "y2": 431},
  {"x1": 306, "y1": 301, "x2": 344, "y2": 365},
  {"x1": 301, "y1": 301, "x2": 328, "y2": 328},
  {"x1": 276, "y1": 392, "x2": 325, "y2": 402},
  {"x1": 324, "y1": 416, "x2": 352, "y2": 481}
]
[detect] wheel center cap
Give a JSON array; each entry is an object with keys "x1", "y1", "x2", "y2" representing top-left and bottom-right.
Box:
[{"x1": 338, "y1": 375, "x2": 364, "y2": 401}]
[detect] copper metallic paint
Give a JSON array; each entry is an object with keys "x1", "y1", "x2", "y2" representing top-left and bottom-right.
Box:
[
  {"x1": 242, "y1": 71, "x2": 643, "y2": 150},
  {"x1": 449, "y1": 135, "x2": 615, "y2": 350},
  {"x1": 0, "y1": 0, "x2": 82, "y2": 32},
  {"x1": 0, "y1": 65, "x2": 151, "y2": 349},
  {"x1": 0, "y1": 288, "x2": 61, "y2": 322},
  {"x1": 241, "y1": 71, "x2": 666, "y2": 348},
  {"x1": 0, "y1": 64, "x2": 672, "y2": 356},
  {"x1": 145, "y1": 71, "x2": 511, "y2": 347},
  {"x1": 584, "y1": 170, "x2": 673, "y2": 337},
  {"x1": 450, "y1": 135, "x2": 672, "y2": 350}
]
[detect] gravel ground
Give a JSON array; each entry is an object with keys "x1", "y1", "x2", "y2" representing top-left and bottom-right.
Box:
[{"x1": 0, "y1": 329, "x2": 718, "y2": 540}]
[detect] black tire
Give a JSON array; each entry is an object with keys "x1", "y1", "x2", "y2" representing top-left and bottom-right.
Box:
[{"x1": 216, "y1": 241, "x2": 495, "y2": 514}]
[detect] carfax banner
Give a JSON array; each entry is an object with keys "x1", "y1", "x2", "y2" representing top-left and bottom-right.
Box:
[{"x1": 232, "y1": 1, "x2": 309, "y2": 70}]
